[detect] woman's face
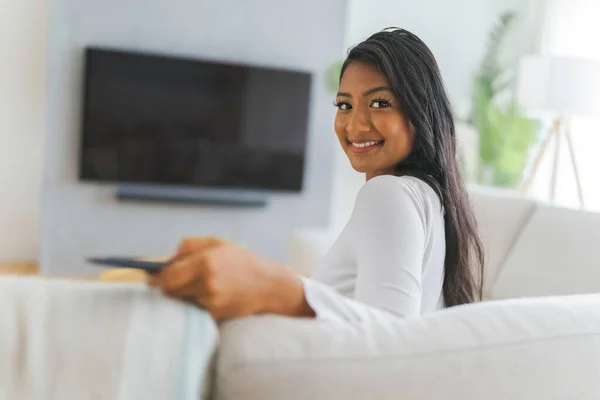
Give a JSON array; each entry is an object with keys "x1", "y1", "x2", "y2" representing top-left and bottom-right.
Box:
[{"x1": 334, "y1": 62, "x2": 415, "y2": 180}]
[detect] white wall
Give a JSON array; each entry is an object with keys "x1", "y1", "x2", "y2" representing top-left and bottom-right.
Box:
[
  {"x1": 328, "y1": 0, "x2": 531, "y2": 234},
  {"x1": 345, "y1": 0, "x2": 530, "y2": 105},
  {"x1": 40, "y1": 0, "x2": 346, "y2": 275},
  {"x1": 0, "y1": 0, "x2": 47, "y2": 261}
]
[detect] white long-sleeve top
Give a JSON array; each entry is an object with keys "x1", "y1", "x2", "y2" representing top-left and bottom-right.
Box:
[{"x1": 301, "y1": 175, "x2": 446, "y2": 322}]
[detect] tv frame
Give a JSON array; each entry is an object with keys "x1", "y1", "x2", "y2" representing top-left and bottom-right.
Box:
[{"x1": 78, "y1": 46, "x2": 314, "y2": 200}]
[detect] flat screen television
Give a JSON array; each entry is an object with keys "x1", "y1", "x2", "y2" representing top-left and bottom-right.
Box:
[{"x1": 79, "y1": 47, "x2": 312, "y2": 192}]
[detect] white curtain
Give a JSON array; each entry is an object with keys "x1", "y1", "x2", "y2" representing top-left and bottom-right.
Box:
[{"x1": 527, "y1": 0, "x2": 600, "y2": 210}]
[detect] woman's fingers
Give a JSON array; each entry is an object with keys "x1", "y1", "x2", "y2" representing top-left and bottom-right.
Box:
[
  {"x1": 148, "y1": 253, "x2": 204, "y2": 291},
  {"x1": 146, "y1": 237, "x2": 238, "y2": 316},
  {"x1": 148, "y1": 237, "x2": 222, "y2": 287},
  {"x1": 175, "y1": 237, "x2": 223, "y2": 258},
  {"x1": 150, "y1": 258, "x2": 215, "y2": 311},
  {"x1": 146, "y1": 274, "x2": 160, "y2": 287}
]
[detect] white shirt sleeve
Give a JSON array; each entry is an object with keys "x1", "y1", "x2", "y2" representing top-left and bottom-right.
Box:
[{"x1": 301, "y1": 175, "x2": 430, "y2": 322}]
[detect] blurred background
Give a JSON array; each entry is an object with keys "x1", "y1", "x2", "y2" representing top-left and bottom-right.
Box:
[{"x1": 1, "y1": 0, "x2": 599, "y2": 276}]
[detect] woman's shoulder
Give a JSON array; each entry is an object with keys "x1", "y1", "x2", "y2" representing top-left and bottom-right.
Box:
[
  {"x1": 356, "y1": 174, "x2": 442, "y2": 212},
  {"x1": 349, "y1": 174, "x2": 443, "y2": 238}
]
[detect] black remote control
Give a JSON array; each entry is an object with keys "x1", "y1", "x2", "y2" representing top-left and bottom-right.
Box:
[{"x1": 87, "y1": 257, "x2": 171, "y2": 273}]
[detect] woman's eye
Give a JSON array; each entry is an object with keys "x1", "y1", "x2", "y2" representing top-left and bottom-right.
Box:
[
  {"x1": 371, "y1": 99, "x2": 390, "y2": 108},
  {"x1": 334, "y1": 101, "x2": 352, "y2": 110}
]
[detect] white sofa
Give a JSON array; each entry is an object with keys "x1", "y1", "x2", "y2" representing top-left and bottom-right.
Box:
[{"x1": 214, "y1": 187, "x2": 600, "y2": 399}]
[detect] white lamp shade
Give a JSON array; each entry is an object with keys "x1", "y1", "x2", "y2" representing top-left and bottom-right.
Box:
[{"x1": 516, "y1": 55, "x2": 600, "y2": 118}]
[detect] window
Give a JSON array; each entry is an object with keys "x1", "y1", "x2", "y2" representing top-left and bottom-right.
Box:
[{"x1": 527, "y1": 0, "x2": 600, "y2": 210}]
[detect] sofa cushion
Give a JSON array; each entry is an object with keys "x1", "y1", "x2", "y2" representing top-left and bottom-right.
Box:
[
  {"x1": 216, "y1": 294, "x2": 600, "y2": 400},
  {"x1": 491, "y1": 204, "x2": 600, "y2": 299}
]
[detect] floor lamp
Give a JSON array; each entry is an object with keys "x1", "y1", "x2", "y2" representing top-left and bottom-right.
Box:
[{"x1": 517, "y1": 55, "x2": 600, "y2": 207}]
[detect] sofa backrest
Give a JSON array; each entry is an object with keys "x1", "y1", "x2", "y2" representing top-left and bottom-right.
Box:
[
  {"x1": 490, "y1": 203, "x2": 600, "y2": 299},
  {"x1": 290, "y1": 186, "x2": 600, "y2": 302},
  {"x1": 469, "y1": 186, "x2": 600, "y2": 300},
  {"x1": 468, "y1": 186, "x2": 537, "y2": 299}
]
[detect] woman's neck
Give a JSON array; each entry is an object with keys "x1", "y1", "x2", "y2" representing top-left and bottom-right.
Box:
[{"x1": 366, "y1": 168, "x2": 395, "y2": 181}]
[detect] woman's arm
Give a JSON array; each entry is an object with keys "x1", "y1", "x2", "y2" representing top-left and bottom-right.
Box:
[
  {"x1": 257, "y1": 259, "x2": 316, "y2": 317},
  {"x1": 146, "y1": 237, "x2": 317, "y2": 319},
  {"x1": 148, "y1": 177, "x2": 433, "y2": 321},
  {"x1": 353, "y1": 176, "x2": 428, "y2": 316},
  {"x1": 298, "y1": 176, "x2": 432, "y2": 322}
]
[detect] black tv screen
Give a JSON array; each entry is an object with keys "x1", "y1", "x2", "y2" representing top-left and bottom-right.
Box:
[{"x1": 79, "y1": 47, "x2": 312, "y2": 192}]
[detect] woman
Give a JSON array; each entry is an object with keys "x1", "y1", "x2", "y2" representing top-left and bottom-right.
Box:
[{"x1": 147, "y1": 28, "x2": 484, "y2": 322}]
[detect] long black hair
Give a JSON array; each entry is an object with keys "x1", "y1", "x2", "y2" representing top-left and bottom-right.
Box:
[{"x1": 340, "y1": 28, "x2": 484, "y2": 307}]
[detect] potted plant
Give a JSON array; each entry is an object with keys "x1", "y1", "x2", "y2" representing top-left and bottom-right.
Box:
[{"x1": 465, "y1": 11, "x2": 539, "y2": 187}]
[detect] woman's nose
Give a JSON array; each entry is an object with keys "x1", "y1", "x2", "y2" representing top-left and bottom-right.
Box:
[{"x1": 346, "y1": 109, "x2": 370, "y2": 135}]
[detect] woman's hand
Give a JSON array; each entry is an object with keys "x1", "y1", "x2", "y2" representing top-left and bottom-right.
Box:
[{"x1": 147, "y1": 237, "x2": 314, "y2": 319}]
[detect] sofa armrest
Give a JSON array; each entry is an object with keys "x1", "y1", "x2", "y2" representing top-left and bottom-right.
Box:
[{"x1": 216, "y1": 294, "x2": 600, "y2": 400}]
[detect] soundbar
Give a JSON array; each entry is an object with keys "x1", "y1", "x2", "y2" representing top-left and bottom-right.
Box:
[{"x1": 115, "y1": 184, "x2": 269, "y2": 207}]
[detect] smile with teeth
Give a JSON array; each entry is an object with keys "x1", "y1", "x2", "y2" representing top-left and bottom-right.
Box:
[{"x1": 351, "y1": 140, "x2": 383, "y2": 148}]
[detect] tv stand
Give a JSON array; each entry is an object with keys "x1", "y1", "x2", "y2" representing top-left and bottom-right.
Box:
[{"x1": 115, "y1": 184, "x2": 269, "y2": 208}]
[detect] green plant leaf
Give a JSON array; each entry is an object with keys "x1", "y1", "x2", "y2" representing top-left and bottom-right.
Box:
[
  {"x1": 465, "y1": 9, "x2": 540, "y2": 187},
  {"x1": 326, "y1": 60, "x2": 344, "y2": 93}
]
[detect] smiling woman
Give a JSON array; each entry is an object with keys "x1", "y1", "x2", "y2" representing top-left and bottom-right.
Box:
[
  {"x1": 146, "y1": 28, "x2": 484, "y2": 323},
  {"x1": 334, "y1": 65, "x2": 415, "y2": 180}
]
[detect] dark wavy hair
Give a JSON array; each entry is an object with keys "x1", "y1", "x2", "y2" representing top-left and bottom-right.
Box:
[{"x1": 340, "y1": 28, "x2": 484, "y2": 307}]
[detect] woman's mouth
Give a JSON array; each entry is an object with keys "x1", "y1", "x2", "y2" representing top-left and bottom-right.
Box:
[{"x1": 348, "y1": 140, "x2": 384, "y2": 153}]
